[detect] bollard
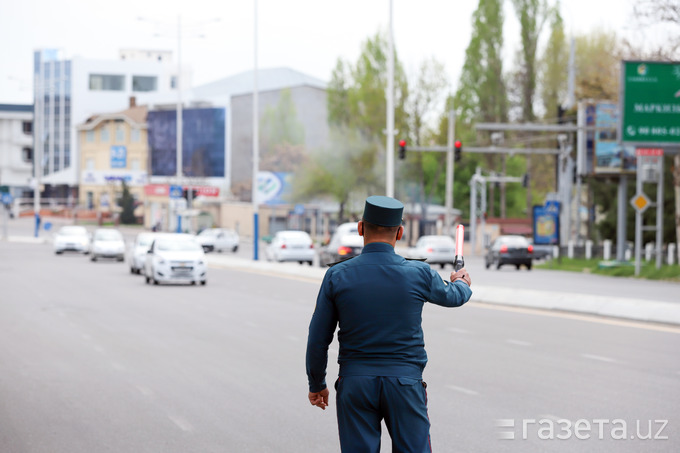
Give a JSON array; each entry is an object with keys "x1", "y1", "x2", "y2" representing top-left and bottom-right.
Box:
[
  {"x1": 603, "y1": 240, "x2": 612, "y2": 260},
  {"x1": 553, "y1": 245, "x2": 560, "y2": 259},
  {"x1": 669, "y1": 244, "x2": 677, "y2": 265},
  {"x1": 567, "y1": 240, "x2": 574, "y2": 259},
  {"x1": 585, "y1": 240, "x2": 593, "y2": 260},
  {"x1": 644, "y1": 243, "x2": 653, "y2": 261}
]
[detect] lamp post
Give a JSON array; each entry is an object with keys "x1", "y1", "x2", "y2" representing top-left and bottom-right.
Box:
[{"x1": 252, "y1": 0, "x2": 260, "y2": 260}]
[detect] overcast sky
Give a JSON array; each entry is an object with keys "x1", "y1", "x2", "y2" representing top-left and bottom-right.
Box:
[{"x1": 0, "y1": 0, "x2": 661, "y2": 105}]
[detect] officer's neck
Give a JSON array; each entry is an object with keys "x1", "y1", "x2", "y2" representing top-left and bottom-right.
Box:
[{"x1": 363, "y1": 237, "x2": 397, "y2": 248}]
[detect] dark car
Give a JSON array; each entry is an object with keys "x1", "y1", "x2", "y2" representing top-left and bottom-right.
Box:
[
  {"x1": 318, "y1": 222, "x2": 363, "y2": 267},
  {"x1": 485, "y1": 235, "x2": 534, "y2": 270}
]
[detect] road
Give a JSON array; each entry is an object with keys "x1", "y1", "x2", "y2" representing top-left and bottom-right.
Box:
[{"x1": 0, "y1": 240, "x2": 678, "y2": 452}]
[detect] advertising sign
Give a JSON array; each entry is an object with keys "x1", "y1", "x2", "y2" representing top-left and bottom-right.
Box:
[
  {"x1": 594, "y1": 103, "x2": 636, "y2": 174},
  {"x1": 621, "y1": 61, "x2": 680, "y2": 145},
  {"x1": 110, "y1": 146, "x2": 127, "y2": 168},
  {"x1": 533, "y1": 203, "x2": 560, "y2": 245},
  {"x1": 256, "y1": 172, "x2": 292, "y2": 205}
]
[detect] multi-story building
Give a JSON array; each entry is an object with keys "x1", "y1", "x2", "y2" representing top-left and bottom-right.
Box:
[
  {"x1": 76, "y1": 100, "x2": 148, "y2": 217},
  {"x1": 0, "y1": 104, "x2": 33, "y2": 199},
  {"x1": 33, "y1": 48, "x2": 185, "y2": 204}
]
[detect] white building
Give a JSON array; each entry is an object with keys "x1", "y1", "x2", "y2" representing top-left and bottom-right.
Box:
[
  {"x1": 0, "y1": 104, "x2": 33, "y2": 198},
  {"x1": 33, "y1": 48, "x2": 188, "y2": 202}
]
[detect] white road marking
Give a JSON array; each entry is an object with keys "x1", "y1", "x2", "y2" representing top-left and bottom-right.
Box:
[
  {"x1": 168, "y1": 415, "x2": 194, "y2": 432},
  {"x1": 581, "y1": 353, "x2": 617, "y2": 363},
  {"x1": 506, "y1": 339, "x2": 532, "y2": 347},
  {"x1": 447, "y1": 327, "x2": 469, "y2": 334},
  {"x1": 446, "y1": 385, "x2": 479, "y2": 396}
]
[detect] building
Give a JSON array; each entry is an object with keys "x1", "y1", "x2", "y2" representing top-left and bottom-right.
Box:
[
  {"x1": 0, "y1": 104, "x2": 33, "y2": 199},
  {"x1": 33, "y1": 48, "x2": 185, "y2": 204},
  {"x1": 76, "y1": 100, "x2": 149, "y2": 219}
]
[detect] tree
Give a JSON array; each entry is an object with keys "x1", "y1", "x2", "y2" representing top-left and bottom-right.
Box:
[
  {"x1": 573, "y1": 30, "x2": 621, "y2": 101},
  {"x1": 539, "y1": 3, "x2": 568, "y2": 120},
  {"x1": 119, "y1": 180, "x2": 136, "y2": 225},
  {"x1": 260, "y1": 89, "x2": 307, "y2": 173},
  {"x1": 455, "y1": 0, "x2": 509, "y2": 219}
]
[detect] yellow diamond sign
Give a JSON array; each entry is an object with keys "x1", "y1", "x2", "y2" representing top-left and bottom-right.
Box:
[{"x1": 630, "y1": 193, "x2": 651, "y2": 213}]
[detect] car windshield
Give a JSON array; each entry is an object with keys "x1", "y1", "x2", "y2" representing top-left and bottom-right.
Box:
[
  {"x1": 156, "y1": 240, "x2": 202, "y2": 252},
  {"x1": 280, "y1": 231, "x2": 309, "y2": 240},
  {"x1": 95, "y1": 230, "x2": 122, "y2": 241},
  {"x1": 59, "y1": 227, "x2": 87, "y2": 236},
  {"x1": 422, "y1": 237, "x2": 454, "y2": 246},
  {"x1": 500, "y1": 237, "x2": 529, "y2": 246},
  {"x1": 137, "y1": 235, "x2": 155, "y2": 246}
]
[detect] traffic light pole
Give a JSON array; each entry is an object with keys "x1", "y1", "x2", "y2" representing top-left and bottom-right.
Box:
[{"x1": 445, "y1": 110, "x2": 455, "y2": 233}]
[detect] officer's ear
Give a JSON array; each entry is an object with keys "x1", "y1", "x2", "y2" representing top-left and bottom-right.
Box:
[
  {"x1": 396, "y1": 225, "x2": 404, "y2": 241},
  {"x1": 358, "y1": 221, "x2": 364, "y2": 237}
]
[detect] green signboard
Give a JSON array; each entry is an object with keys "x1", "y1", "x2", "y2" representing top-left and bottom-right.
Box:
[{"x1": 621, "y1": 61, "x2": 680, "y2": 144}]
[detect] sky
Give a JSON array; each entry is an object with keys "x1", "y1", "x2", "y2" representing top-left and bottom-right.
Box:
[{"x1": 0, "y1": 0, "x2": 662, "y2": 106}]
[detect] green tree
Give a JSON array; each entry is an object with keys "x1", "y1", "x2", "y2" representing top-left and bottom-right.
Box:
[
  {"x1": 574, "y1": 30, "x2": 621, "y2": 101},
  {"x1": 119, "y1": 180, "x2": 136, "y2": 224},
  {"x1": 539, "y1": 3, "x2": 568, "y2": 120},
  {"x1": 260, "y1": 89, "x2": 307, "y2": 173}
]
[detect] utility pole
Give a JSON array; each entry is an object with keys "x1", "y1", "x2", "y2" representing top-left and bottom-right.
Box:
[
  {"x1": 252, "y1": 0, "x2": 260, "y2": 260},
  {"x1": 444, "y1": 110, "x2": 455, "y2": 232},
  {"x1": 385, "y1": 0, "x2": 395, "y2": 198}
]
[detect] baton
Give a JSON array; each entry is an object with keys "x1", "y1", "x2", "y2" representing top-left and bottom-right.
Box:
[{"x1": 454, "y1": 224, "x2": 465, "y2": 271}]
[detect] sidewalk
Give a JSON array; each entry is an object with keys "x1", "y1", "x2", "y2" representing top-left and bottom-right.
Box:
[{"x1": 205, "y1": 253, "x2": 680, "y2": 327}]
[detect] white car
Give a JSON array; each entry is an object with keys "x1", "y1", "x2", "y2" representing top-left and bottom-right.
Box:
[
  {"x1": 144, "y1": 234, "x2": 207, "y2": 285},
  {"x1": 195, "y1": 228, "x2": 239, "y2": 253},
  {"x1": 408, "y1": 235, "x2": 456, "y2": 269},
  {"x1": 53, "y1": 225, "x2": 90, "y2": 255},
  {"x1": 126, "y1": 232, "x2": 158, "y2": 274},
  {"x1": 89, "y1": 228, "x2": 125, "y2": 262},
  {"x1": 265, "y1": 230, "x2": 315, "y2": 265}
]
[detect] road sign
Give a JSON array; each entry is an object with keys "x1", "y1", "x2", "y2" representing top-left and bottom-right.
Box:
[
  {"x1": 1, "y1": 193, "x2": 12, "y2": 204},
  {"x1": 637, "y1": 148, "x2": 664, "y2": 182},
  {"x1": 621, "y1": 61, "x2": 680, "y2": 144},
  {"x1": 169, "y1": 185, "x2": 183, "y2": 199},
  {"x1": 630, "y1": 192, "x2": 651, "y2": 213}
]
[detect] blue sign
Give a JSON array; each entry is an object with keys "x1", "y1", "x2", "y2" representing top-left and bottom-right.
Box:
[
  {"x1": 1, "y1": 193, "x2": 12, "y2": 205},
  {"x1": 111, "y1": 146, "x2": 127, "y2": 168},
  {"x1": 169, "y1": 185, "x2": 183, "y2": 199},
  {"x1": 293, "y1": 204, "x2": 305, "y2": 215},
  {"x1": 533, "y1": 204, "x2": 560, "y2": 245}
]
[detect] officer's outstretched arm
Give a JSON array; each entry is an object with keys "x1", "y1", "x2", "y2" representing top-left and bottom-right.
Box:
[{"x1": 427, "y1": 267, "x2": 472, "y2": 307}]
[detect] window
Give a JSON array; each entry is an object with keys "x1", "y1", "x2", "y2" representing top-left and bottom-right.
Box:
[
  {"x1": 22, "y1": 121, "x2": 32, "y2": 134},
  {"x1": 89, "y1": 74, "x2": 124, "y2": 91},
  {"x1": 86, "y1": 158, "x2": 95, "y2": 170},
  {"x1": 22, "y1": 147, "x2": 32, "y2": 163},
  {"x1": 132, "y1": 75, "x2": 157, "y2": 92},
  {"x1": 131, "y1": 158, "x2": 140, "y2": 170},
  {"x1": 170, "y1": 76, "x2": 177, "y2": 89},
  {"x1": 86, "y1": 130, "x2": 95, "y2": 142},
  {"x1": 100, "y1": 126, "x2": 110, "y2": 142},
  {"x1": 130, "y1": 128, "x2": 141, "y2": 142},
  {"x1": 115, "y1": 122, "x2": 125, "y2": 143}
]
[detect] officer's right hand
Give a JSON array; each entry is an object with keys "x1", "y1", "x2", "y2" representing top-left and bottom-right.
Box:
[
  {"x1": 451, "y1": 268, "x2": 471, "y2": 287},
  {"x1": 308, "y1": 388, "x2": 329, "y2": 410}
]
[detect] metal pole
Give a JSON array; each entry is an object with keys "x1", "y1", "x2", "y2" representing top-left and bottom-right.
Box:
[
  {"x1": 34, "y1": 58, "x2": 43, "y2": 236},
  {"x1": 617, "y1": 176, "x2": 628, "y2": 261},
  {"x1": 470, "y1": 172, "x2": 477, "y2": 255},
  {"x1": 445, "y1": 110, "x2": 454, "y2": 233},
  {"x1": 252, "y1": 0, "x2": 260, "y2": 260},
  {"x1": 656, "y1": 158, "x2": 664, "y2": 269},
  {"x1": 385, "y1": 0, "x2": 395, "y2": 198},
  {"x1": 175, "y1": 15, "x2": 183, "y2": 233},
  {"x1": 575, "y1": 103, "x2": 585, "y2": 244},
  {"x1": 635, "y1": 168, "x2": 642, "y2": 275}
]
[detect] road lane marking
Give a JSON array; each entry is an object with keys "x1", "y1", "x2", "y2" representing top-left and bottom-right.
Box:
[
  {"x1": 168, "y1": 415, "x2": 194, "y2": 432},
  {"x1": 447, "y1": 327, "x2": 469, "y2": 334},
  {"x1": 472, "y1": 302, "x2": 680, "y2": 334},
  {"x1": 506, "y1": 339, "x2": 532, "y2": 347},
  {"x1": 581, "y1": 353, "x2": 617, "y2": 363},
  {"x1": 446, "y1": 385, "x2": 479, "y2": 396}
]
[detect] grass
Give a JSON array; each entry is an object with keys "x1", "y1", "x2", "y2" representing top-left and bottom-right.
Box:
[{"x1": 535, "y1": 257, "x2": 680, "y2": 281}]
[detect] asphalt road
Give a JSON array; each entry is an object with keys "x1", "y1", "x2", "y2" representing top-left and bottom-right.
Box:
[{"x1": 0, "y1": 241, "x2": 679, "y2": 452}]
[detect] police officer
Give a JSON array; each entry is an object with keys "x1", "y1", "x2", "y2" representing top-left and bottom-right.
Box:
[{"x1": 306, "y1": 195, "x2": 472, "y2": 452}]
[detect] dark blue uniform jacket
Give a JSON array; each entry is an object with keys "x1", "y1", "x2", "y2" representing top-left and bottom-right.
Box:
[{"x1": 306, "y1": 242, "x2": 473, "y2": 393}]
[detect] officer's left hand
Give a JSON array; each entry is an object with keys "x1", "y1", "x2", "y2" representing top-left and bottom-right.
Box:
[{"x1": 308, "y1": 388, "x2": 329, "y2": 410}]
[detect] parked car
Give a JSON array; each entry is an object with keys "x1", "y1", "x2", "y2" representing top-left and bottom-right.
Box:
[
  {"x1": 407, "y1": 235, "x2": 456, "y2": 269},
  {"x1": 144, "y1": 234, "x2": 207, "y2": 285},
  {"x1": 53, "y1": 225, "x2": 90, "y2": 255},
  {"x1": 195, "y1": 228, "x2": 239, "y2": 253},
  {"x1": 265, "y1": 230, "x2": 315, "y2": 265},
  {"x1": 126, "y1": 232, "x2": 158, "y2": 274},
  {"x1": 485, "y1": 235, "x2": 534, "y2": 270},
  {"x1": 89, "y1": 228, "x2": 125, "y2": 262},
  {"x1": 318, "y1": 222, "x2": 363, "y2": 267}
]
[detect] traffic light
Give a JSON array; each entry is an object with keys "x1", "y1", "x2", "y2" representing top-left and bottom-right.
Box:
[
  {"x1": 522, "y1": 173, "x2": 530, "y2": 188},
  {"x1": 398, "y1": 139, "x2": 407, "y2": 160},
  {"x1": 454, "y1": 140, "x2": 462, "y2": 162}
]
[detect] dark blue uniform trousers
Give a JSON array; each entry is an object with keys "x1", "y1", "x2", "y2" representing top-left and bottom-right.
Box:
[{"x1": 335, "y1": 375, "x2": 432, "y2": 452}]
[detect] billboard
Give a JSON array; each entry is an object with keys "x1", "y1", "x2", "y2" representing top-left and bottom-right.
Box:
[
  {"x1": 533, "y1": 202, "x2": 560, "y2": 245},
  {"x1": 621, "y1": 61, "x2": 680, "y2": 145},
  {"x1": 256, "y1": 171, "x2": 292, "y2": 205},
  {"x1": 148, "y1": 108, "x2": 226, "y2": 177}
]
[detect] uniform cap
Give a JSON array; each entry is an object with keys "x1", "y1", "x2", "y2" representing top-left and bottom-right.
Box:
[{"x1": 362, "y1": 196, "x2": 404, "y2": 227}]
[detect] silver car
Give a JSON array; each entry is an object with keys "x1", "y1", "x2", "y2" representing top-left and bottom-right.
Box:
[
  {"x1": 126, "y1": 232, "x2": 158, "y2": 274},
  {"x1": 144, "y1": 234, "x2": 207, "y2": 286},
  {"x1": 195, "y1": 228, "x2": 239, "y2": 253},
  {"x1": 408, "y1": 235, "x2": 456, "y2": 269},
  {"x1": 265, "y1": 230, "x2": 315, "y2": 265},
  {"x1": 53, "y1": 226, "x2": 90, "y2": 255},
  {"x1": 89, "y1": 228, "x2": 125, "y2": 262}
]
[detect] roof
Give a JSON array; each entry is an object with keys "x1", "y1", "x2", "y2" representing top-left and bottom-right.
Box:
[
  {"x1": 78, "y1": 105, "x2": 148, "y2": 130},
  {"x1": 0, "y1": 104, "x2": 32, "y2": 113}
]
